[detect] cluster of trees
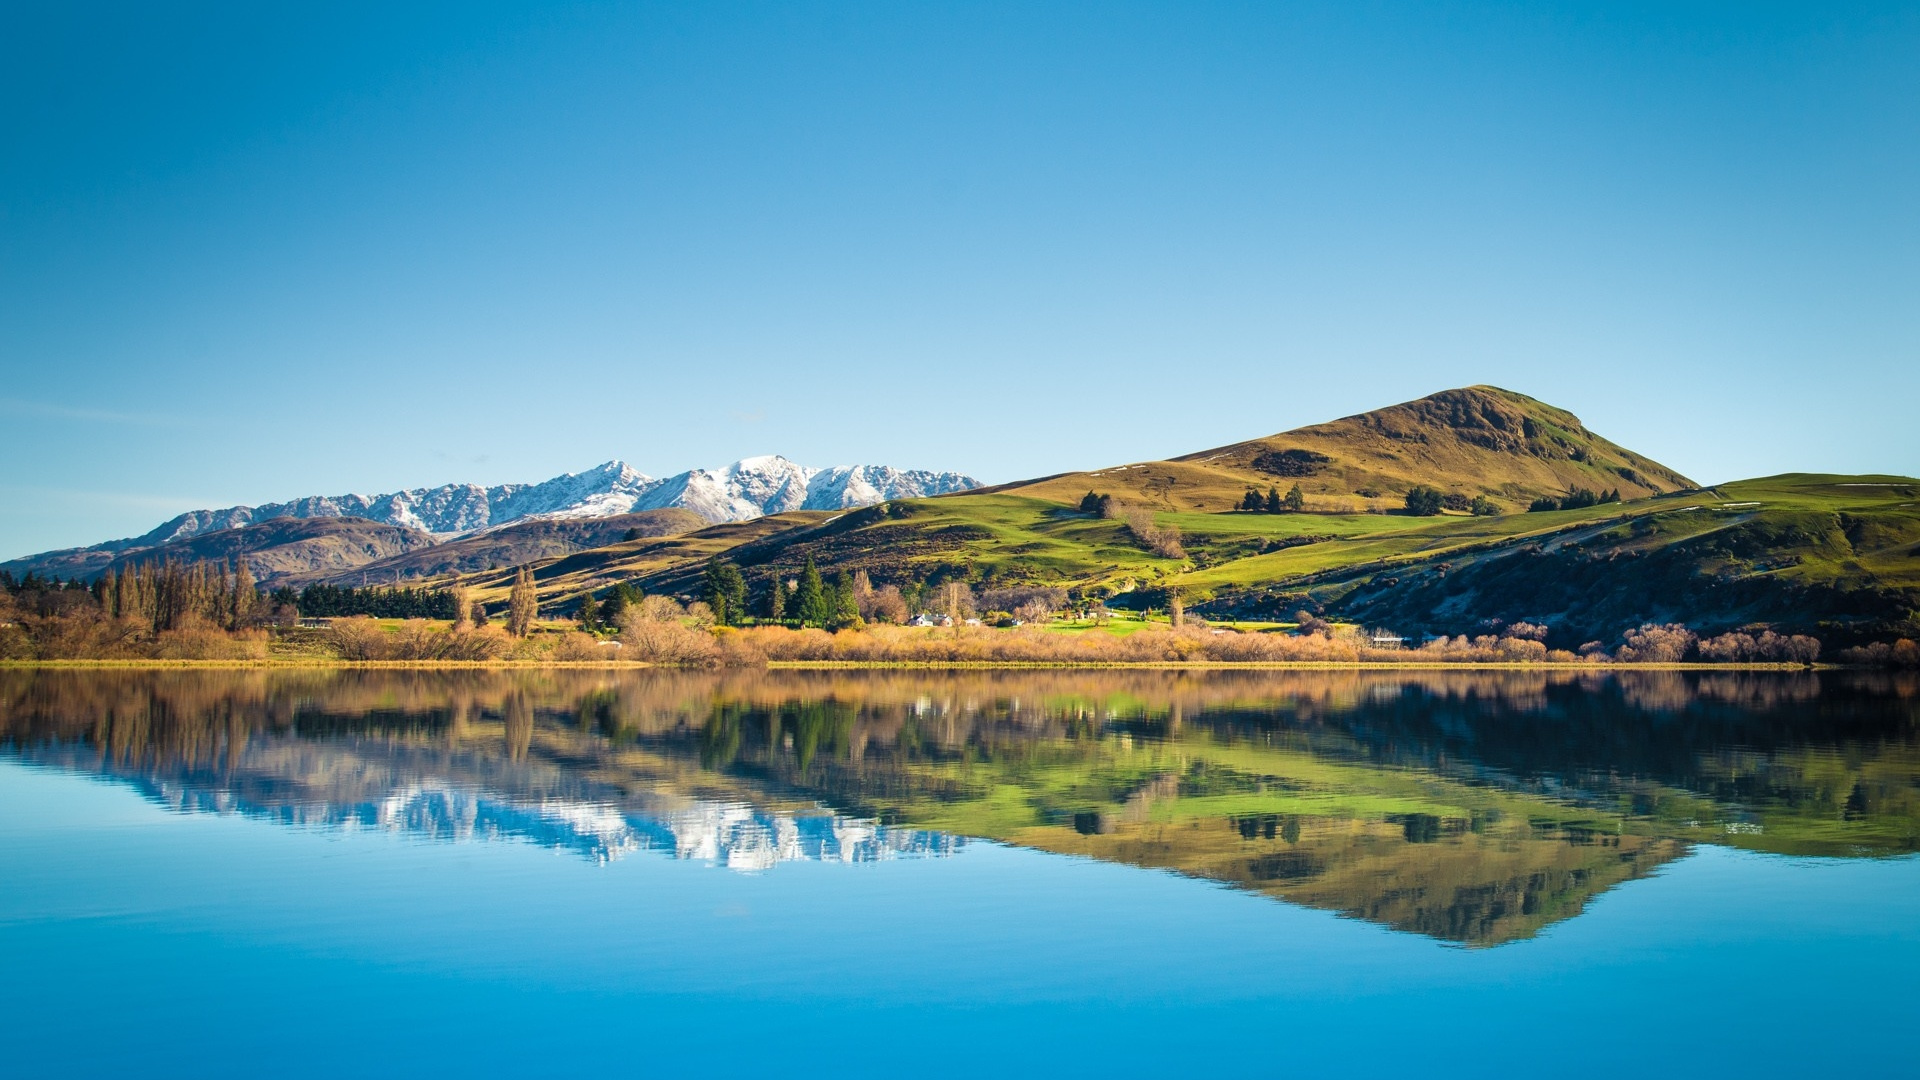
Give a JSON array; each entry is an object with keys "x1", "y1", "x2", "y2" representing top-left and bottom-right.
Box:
[
  {"x1": 577, "y1": 581, "x2": 644, "y2": 632},
  {"x1": 1529, "y1": 488, "x2": 1622, "y2": 513},
  {"x1": 761, "y1": 557, "x2": 862, "y2": 629},
  {"x1": 1238, "y1": 485, "x2": 1306, "y2": 513},
  {"x1": 1403, "y1": 487, "x2": 1501, "y2": 517},
  {"x1": 1837, "y1": 639, "x2": 1920, "y2": 667},
  {"x1": 1695, "y1": 629, "x2": 1824, "y2": 663},
  {"x1": 292, "y1": 583, "x2": 458, "y2": 620},
  {"x1": 0, "y1": 562, "x2": 274, "y2": 635},
  {"x1": 1, "y1": 562, "x2": 280, "y2": 660},
  {"x1": 95, "y1": 561, "x2": 263, "y2": 632},
  {"x1": 1077, "y1": 494, "x2": 1183, "y2": 558},
  {"x1": 1590, "y1": 623, "x2": 1819, "y2": 664}
]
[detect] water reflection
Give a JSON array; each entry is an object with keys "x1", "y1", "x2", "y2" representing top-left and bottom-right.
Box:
[{"x1": 3, "y1": 668, "x2": 1915, "y2": 945}]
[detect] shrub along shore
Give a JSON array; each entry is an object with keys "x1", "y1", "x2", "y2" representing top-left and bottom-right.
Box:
[{"x1": 5, "y1": 566, "x2": 1913, "y2": 668}]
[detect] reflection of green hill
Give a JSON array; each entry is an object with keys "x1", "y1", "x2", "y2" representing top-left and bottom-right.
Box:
[{"x1": 2, "y1": 667, "x2": 1915, "y2": 945}]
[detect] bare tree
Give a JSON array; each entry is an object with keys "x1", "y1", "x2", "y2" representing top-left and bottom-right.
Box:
[
  {"x1": 941, "y1": 581, "x2": 976, "y2": 625},
  {"x1": 448, "y1": 575, "x2": 471, "y2": 630}
]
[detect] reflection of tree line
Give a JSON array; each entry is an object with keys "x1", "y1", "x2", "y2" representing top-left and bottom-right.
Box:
[{"x1": 3, "y1": 667, "x2": 1915, "y2": 944}]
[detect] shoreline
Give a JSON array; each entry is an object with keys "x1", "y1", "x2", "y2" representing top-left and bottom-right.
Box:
[{"x1": 0, "y1": 658, "x2": 1829, "y2": 672}]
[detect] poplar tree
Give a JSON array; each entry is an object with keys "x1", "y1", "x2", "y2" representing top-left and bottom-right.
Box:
[
  {"x1": 449, "y1": 575, "x2": 471, "y2": 629},
  {"x1": 508, "y1": 566, "x2": 538, "y2": 637},
  {"x1": 232, "y1": 562, "x2": 258, "y2": 628}
]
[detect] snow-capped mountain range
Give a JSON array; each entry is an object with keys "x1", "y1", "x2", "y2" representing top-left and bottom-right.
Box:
[{"x1": 121, "y1": 455, "x2": 980, "y2": 547}]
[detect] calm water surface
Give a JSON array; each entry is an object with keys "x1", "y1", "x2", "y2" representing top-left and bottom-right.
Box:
[{"x1": 3, "y1": 668, "x2": 1917, "y2": 1078}]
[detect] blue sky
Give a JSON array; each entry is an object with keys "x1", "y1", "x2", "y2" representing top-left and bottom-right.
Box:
[{"x1": 2, "y1": 1, "x2": 1915, "y2": 559}]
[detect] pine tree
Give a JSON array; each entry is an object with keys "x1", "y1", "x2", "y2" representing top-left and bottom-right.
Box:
[
  {"x1": 794, "y1": 557, "x2": 831, "y2": 628},
  {"x1": 702, "y1": 558, "x2": 748, "y2": 626},
  {"x1": 1283, "y1": 484, "x2": 1305, "y2": 511},
  {"x1": 764, "y1": 574, "x2": 787, "y2": 621},
  {"x1": 603, "y1": 582, "x2": 637, "y2": 627},
  {"x1": 576, "y1": 589, "x2": 601, "y2": 632},
  {"x1": 830, "y1": 571, "x2": 860, "y2": 629},
  {"x1": 1265, "y1": 486, "x2": 1282, "y2": 513},
  {"x1": 508, "y1": 566, "x2": 538, "y2": 637}
]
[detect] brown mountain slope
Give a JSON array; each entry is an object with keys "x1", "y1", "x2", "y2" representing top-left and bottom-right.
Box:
[
  {"x1": 1000, "y1": 386, "x2": 1694, "y2": 513},
  {"x1": 284, "y1": 509, "x2": 706, "y2": 587},
  {"x1": 460, "y1": 511, "x2": 840, "y2": 606},
  {"x1": 98, "y1": 516, "x2": 438, "y2": 584}
]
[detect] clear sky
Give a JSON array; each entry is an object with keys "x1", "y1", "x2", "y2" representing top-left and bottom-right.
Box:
[{"x1": 3, "y1": 1, "x2": 1916, "y2": 559}]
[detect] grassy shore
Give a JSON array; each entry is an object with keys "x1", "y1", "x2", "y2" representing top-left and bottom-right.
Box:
[{"x1": 0, "y1": 657, "x2": 1824, "y2": 671}]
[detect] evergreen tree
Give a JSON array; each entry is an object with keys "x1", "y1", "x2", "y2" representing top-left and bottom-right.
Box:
[
  {"x1": 1241, "y1": 487, "x2": 1263, "y2": 511},
  {"x1": 830, "y1": 571, "x2": 860, "y2": 629},
  {"x1": 1403, "y1": 485, "x2": 1445, "y2": 516},
  {"x1": 1265, "y1": 486, "x2": 1282, "y2": 513},
  {"x1": 603, "y1": 582, "x2": 640, "y2": 627},
  {"x1": 1079, "y1": 491, "x2": 1103, "y2": 513},
  {"x1": 1283, "y1": 484, "x2": 1305, "y2": 511},
  {"x1": 576, "y1": 589, "x2": 601, "y2": 632},
  {"x1": 764, "y1": 574, "x2": 787, "y2": 621},
  {"x1": 794, "y1": 557, "x2": 831, "y2": 628},
  {"x1": 508, "y1": 566, "x2": 538, "y2": 637},
  {"x1": 701, "y1": 558, "x2": 748, "y2": 626}
]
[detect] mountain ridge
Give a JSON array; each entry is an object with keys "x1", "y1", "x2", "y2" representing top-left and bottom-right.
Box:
[{"x1": 3, "y1": 455, "x2": 980, "y2": 579}]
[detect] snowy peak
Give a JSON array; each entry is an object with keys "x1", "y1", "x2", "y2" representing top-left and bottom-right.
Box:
[
  {"x1": 29, "y1": 456, "x2": 979, "y2": 562},
  {"x1": 626, "y1": 456, "x2": 979, "y2": 523}
]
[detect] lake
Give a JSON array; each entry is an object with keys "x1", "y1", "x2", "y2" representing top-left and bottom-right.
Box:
[{"x1": 3, "y1": 667, "x2": 1916, "y2": 1078}]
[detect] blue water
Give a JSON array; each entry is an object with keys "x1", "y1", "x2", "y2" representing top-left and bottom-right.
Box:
[{"x1": 3, "y1": 669, "x2": 1917, "y2": 1078}]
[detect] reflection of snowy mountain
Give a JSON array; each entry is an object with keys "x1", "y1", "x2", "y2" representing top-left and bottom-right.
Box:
[
  {"x1": 154, "y1": 781, "x2": 957, "y2": 868},
  {"x1": 27, "y1": 737, "x2": 959, "y2": 872}
]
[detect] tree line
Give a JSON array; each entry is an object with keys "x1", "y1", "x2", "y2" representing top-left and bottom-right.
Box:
[
  {"x1": 285, "y1": 583, "x2": 460, "y2": 620},
  {"x1": 1529, "y1": 488, "x2": 1622, "y2": 512},
  {"x1": 1236, "y1": 485, "x2": 1306, "y2": 513}
]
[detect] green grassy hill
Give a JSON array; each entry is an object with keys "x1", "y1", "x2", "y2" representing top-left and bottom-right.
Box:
[{"x1": 456, "y1": 389, "x2": 1917, "y2": 647}]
